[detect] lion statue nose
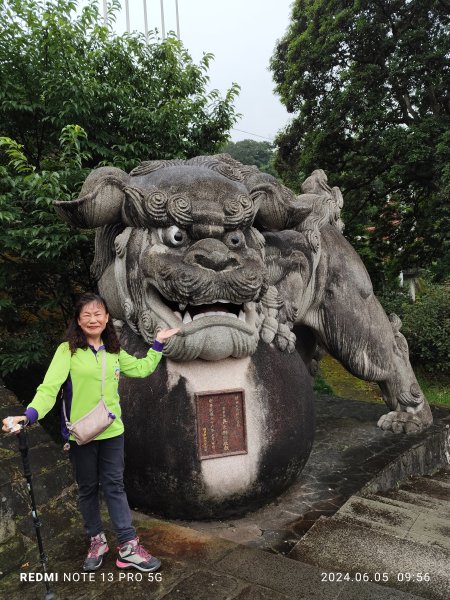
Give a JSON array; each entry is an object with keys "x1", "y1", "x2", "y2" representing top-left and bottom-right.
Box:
[
  {"x1": 186, "y1": 239, "x2": 240, "y2": 272},
  {"x1": 196, "y1": 251, "x2": 239, "y2": 271}
]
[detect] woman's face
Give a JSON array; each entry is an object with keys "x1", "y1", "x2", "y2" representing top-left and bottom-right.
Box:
[{"x1": 77, "y1": 301, "x2": 109, "y2": 340}]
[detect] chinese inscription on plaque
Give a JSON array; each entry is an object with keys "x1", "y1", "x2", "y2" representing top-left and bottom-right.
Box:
[{"x1": 196, "y1": 389, "x2": 247, "y2": 459}]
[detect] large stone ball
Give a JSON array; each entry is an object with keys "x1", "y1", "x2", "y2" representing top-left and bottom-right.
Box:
[{"x1": 119, "y1": 329, "x2": 315, "y2": 519}]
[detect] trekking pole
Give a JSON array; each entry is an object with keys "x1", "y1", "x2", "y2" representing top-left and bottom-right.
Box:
[{"x1": 12, "y1": 419, "x2": 55, "y2": 600}]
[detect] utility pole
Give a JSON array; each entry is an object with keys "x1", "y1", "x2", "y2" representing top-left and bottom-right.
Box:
[
  {"x1": 175, "y1": 0, "x2": 180, "y2": 39},
  {"x1": 102, "y1": 0, "x2": 107, "y2": 26},
  {"x1": 125, "y1": 0, "x2": 130, "y2": 33},
  {"x1": 143, "y1": 0, "x2": 149, "y2": 42},
  {"x1": 160, "y1": 0, "x2": 166, "y2": 39}
]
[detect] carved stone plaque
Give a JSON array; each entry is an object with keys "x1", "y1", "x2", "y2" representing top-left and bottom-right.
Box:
[{"x1": 196, "y1": 389, "x2": 247, "y2": 460}]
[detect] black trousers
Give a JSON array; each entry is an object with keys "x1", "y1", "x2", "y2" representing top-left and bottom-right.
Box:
[{"x1": 69, "y1": 434, "x2": 136, "y2": 544}]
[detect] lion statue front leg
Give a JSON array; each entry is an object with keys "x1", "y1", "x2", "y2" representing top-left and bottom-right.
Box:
[
  {"x1": 309, "y1": 300, "x2": 433, "y2": 434},
  {"x1": 304, "y1": 227, "x2": 433, "y2": 434},
  {"x1": 261, "y1": 222, "x2": 433, "y2": 434},
  {"x1": 375, "y1": 315, "x2": 433, "y2": 433}
]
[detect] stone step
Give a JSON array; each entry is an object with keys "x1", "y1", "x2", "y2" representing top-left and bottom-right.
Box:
[
  {"x1": 336, "y1": 511, "x2": 450, "y2": 554},
  {"x1": 399, "y1": 476, "x2": 450, "y2": 502},
  {"x1": 429, "y1": 468, "x2": 450, "y2": 483},
  {"x1": 289, "y1": 516, "x2": 449, "y2": 600},
  {"x1": 338, "y1": 495, "x2": 450, "y2": 551},
  {"x1": 1, "y1": 516, "x2": 427, "y2": 600},
  {"x1": 373, "y1": 488, "x2": 450, "y2": 518},
  {"x1": 338, "y1": 495, "x2": 416, "y2": 535},
  {"x1": 207, "y1": 538, "x2": 423, "y2": 600}
]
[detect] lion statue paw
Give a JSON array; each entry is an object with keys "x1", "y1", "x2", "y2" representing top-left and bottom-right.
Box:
[{"x1": 377, "y1": 406, "x2": 433, "y2": 435}]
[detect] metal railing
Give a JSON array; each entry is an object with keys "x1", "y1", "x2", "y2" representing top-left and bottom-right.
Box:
[{"x1": 102, "y1": 0, "x2": 180, "y2": 40}]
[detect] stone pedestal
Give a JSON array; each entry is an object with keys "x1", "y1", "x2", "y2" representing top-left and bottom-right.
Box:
[{"x1": 119, "y1": 329, "x2": 315, "y2": 519}]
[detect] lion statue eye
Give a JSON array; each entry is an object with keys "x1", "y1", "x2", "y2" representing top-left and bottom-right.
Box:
[{"x1": 159, "y1": 225, "x2": 188, "y2": 247}]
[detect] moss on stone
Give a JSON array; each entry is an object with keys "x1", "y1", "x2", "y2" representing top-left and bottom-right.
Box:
[
  {"x1": 0, "y1": 448, "x2": 15, "y2": 459},
  {"x1": 319, "y1": 355, "x2": 383, "y2": 404},
  {"x1": 0, "y1": 532, "x2": 26, "y2": 577}
]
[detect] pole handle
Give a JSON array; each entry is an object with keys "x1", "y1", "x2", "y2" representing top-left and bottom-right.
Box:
[{"x1": 18, "y1": 423, "x2": 28, "y2": 452}]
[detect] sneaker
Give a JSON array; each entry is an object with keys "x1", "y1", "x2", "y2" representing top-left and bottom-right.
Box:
[
  {"x1": 116, "y1": 537, "x2": 161, "y2": 572},
  {"x1": 83, "y1": 532, "x2": 109, "y2": 571}
]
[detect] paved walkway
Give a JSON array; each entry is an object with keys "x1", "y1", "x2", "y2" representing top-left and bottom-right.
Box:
[
  {"x1": 1, "y1": 382, "x2": 449, "y2": 599},
  {"x1": 177, "y1": 395, "x2": 450, "y2": 555}
]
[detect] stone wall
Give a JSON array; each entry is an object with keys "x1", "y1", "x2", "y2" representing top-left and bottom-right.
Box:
[{"x1": 0, "y1": 383, "x2": 75, "y2": 578}]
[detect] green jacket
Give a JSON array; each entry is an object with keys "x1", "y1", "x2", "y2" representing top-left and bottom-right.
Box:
[{"x1": 27, "y1": 342, "x2": 162, "y2": 441}]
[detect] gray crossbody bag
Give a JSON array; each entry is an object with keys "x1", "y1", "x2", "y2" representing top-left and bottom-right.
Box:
[{"x1": 63, "y1": 349, "x2": 116, "y2": 445}]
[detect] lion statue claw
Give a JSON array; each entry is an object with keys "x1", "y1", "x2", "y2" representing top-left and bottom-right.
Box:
[{"x1": 378, "y1": 405, "x2": 433, "y2": 434}]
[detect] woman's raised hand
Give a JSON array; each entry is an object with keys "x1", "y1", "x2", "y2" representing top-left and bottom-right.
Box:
[{"x1": 156, "y1": 328, "x2": 181, "y2": 343}]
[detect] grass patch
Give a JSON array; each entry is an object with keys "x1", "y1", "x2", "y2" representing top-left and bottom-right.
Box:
[
  {"x1": 317, "y1": 355, "x2": 450, "y2": 408},
  {"x1": 313, "y1": 372, "x2": 334, "y2": 394},
  {"x1": 317, "y1": 355, "x2": 383, "y2": 403},
  {"x1": 416, "y1": 370, "x2": 450, "y2": 406}
]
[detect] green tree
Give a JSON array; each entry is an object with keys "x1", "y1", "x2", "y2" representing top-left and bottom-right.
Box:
[
  {"x1": 378, "y1": 280, "x2": 450, "y2": 375},
  {"x1": 0, "y1": 129, "x2": 93, "y2": 374},
  {"x1": 0, "y1": 0, "x2": 239, "y2": 171},
  {"x1": 221, "y1": 139, "x2": 279, "y2": 176},
  {"x1": 270, "y1": 0, "x2": 450, "y2": 286},
  {"x1": 0, "y1": 0, "x2": 239, "y2": 375}
]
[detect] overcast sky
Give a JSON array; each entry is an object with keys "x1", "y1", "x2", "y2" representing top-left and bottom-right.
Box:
[{"x1": 102, "y1": 0, "x2": 295, "y2": 142}]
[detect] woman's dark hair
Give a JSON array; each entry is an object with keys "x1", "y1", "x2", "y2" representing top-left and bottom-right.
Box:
[{"x1": 65, "y1": 293, "x2": 121, "y2": 354}]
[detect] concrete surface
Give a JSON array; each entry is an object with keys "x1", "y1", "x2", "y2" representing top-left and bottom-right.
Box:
[{"x1": 1, "y1": 383, "x2": 449, "y2": 600}]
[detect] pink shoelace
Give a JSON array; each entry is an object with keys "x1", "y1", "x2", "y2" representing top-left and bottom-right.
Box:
[
  {"x1": 88, "y1": 536, "x2": 105, "y2": 558},
  {"x1": 122, "y1": 538, "x2": 152, "y2": 560}
]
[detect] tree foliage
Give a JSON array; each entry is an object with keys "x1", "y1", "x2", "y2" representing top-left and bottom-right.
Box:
[
  {"x1": 271, "y1": 0, "x2": 450, "y2": 285},
  {"x1": 0, "y1": 0, "x2": 239, "y2": 374},
  {"x1": 0, "y1": 0, "x2": 239, "y2": 170},
  {"x1": 221, "y1": 139, "x2": 279, "y2": 176},
  {"x1": 378, "y1": 281, "x2": 450, "y2": 375},
  {"x1": 0, "y1": 129, "x2": 93, "y2": 374}
]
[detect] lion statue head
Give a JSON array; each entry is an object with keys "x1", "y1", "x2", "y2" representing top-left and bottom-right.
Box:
[{"x1": 54, "y1": 155, "x2": 341, "y2": 361}]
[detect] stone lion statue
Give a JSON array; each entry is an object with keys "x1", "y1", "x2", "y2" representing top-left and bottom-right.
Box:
[{"x1": 55, "y1": 154, "x2": 432, "y2": 435}]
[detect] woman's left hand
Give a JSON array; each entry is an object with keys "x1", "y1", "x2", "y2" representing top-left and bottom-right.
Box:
[{"x1": 156, "y1": 328, "x2": 181, "y2": 342}]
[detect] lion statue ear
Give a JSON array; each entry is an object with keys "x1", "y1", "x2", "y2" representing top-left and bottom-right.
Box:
[
  {"x1": 53, "y1": 167, "x2": 130, "y2": 228},
  {"x1": 250, "y1": 170, "x2": 344, "y2": 234},
  {"x1": 250, "y1": 180, "x2": 313, "y2": 231}
]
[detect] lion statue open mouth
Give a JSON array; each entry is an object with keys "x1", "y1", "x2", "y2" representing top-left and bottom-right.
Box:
[{"x1": 54, "y1": 154, "x2": 432, "y2": 434}]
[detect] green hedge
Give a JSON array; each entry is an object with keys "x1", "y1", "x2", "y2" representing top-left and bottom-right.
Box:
[{"x1": 378, "y1": 283, "x2": 450, "y2": 375}]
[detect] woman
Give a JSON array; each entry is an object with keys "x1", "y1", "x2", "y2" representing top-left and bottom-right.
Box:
[{"x1": 2, "y1": 293, "x2": 180, "y2": 573}]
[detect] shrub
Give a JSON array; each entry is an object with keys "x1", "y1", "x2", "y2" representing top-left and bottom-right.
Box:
[{"x1": 378, "y1": 283, "x2": 450, "y2": 374}]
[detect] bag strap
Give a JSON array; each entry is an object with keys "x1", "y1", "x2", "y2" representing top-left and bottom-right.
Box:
[
  {"x1": 100, "y1": 348, "x2": 106, "y2": 402},
  {"x1": 62, "y1": 386, "x2": 68, "y2": 424},
  {"x1": 63, "y1": 349, "x2": 106, "y2": 425}
]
